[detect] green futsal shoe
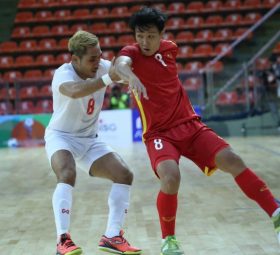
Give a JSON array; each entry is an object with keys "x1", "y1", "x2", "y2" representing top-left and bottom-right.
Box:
[
  {"x1": 272, "y1": 211, "x2": 280, "y2": 245},
  {"x1": 161, "y1": 235, "x2": 184, "y2": 255}
]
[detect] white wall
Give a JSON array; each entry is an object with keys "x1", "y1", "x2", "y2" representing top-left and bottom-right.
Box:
[{"x1": 98, "y1": 109, "x2": 133, "y2": 147}]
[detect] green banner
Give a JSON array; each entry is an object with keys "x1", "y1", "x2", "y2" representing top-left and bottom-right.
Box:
[{"x1": 0, "y1": 114, "x2": 51, "y2": 148}]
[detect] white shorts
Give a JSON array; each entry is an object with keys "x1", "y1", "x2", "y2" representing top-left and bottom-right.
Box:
[{"x1": 45, "y1": 130, "x2": 114, "y2": 173}]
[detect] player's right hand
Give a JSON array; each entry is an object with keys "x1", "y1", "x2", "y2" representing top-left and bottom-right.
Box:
[{"x1": 108, "y1": 57, "x2": 122, "y2": 82}]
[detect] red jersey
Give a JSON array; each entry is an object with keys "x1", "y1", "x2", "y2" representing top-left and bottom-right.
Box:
[{"x1": 119, "y1": 40, "x2": 198, "y2": 140}]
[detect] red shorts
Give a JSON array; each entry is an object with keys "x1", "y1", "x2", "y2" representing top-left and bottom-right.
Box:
[{"x1": 145, "y1": 119, "x2": 229, "y2": 177}]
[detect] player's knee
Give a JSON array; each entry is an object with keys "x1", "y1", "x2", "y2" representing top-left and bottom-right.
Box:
[
  {"x1": 227, "y1": 152, "x2": 244, "y2": 169},
  {"x1": 161, "y1": 172, "x2": 180, "y2": 191},
  {"x1": 122, "y1": 168, "x2": 134, "y2": 185},
  {"x1": 54, "y1": 165, "x2": 76, "y2": 185},
  {"x1": 114, "y1": 167, "x2": 133, "y2": 185},
  {"x1": 216, "y1": 148, "x2": 246, "y2": 174}
]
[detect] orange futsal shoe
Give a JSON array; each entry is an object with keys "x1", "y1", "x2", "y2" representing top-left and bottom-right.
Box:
[
  {"x1": 56, "y1": 233, "x2": 82, "y2": 255},
  {"x1": 98, "y1": 230, "x2": 142, "y2": 254}
]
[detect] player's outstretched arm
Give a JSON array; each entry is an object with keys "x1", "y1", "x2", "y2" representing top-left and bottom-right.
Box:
[
  {"x1": 115, "y1": 56, "x2": 148, "y2": 100},
  {"x1": 59, "y1": 76, "x2": 112, "y2": 99},
  {"x1": 59, "y1": 58, "x2": 123, "y2": 99}
]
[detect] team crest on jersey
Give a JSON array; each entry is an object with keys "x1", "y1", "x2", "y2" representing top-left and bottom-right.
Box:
[{"x1": 165, "y1": 53, "x2": 173, "y2": 59}]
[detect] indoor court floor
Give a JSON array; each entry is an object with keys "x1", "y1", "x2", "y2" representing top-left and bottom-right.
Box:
[{"x1": 0, "y1": 136, "x2": 280, "y2": 255}]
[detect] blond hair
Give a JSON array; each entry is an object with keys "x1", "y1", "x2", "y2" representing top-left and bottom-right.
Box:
[{"x1": 68, "y1": 30, "x2": 99, "y2": 57}]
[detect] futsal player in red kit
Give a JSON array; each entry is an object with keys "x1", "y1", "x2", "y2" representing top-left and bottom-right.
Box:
[{"x1": 114, "y1": 6, "x2": 280, "y2": 255}]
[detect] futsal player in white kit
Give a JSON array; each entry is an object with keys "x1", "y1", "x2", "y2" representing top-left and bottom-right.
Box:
[{"x1": 44, "y1": 30, "x2": 144, "y2": 255}]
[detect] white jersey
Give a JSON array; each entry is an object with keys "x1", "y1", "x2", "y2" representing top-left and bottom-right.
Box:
[{"x1": 46, "y1": 59, "x2": 110, "y2": 137}]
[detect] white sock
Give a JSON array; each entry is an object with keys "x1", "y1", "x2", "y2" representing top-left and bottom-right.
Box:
[
  {"x1": 105, "y1": 183, "x2": 130, "y2": 238},
  {"x1": 52, "y1": 183, "x2": 73, "y2": 243},
  {"x1": 272, "y1": 208, "x2": 280, "y2": 217}
]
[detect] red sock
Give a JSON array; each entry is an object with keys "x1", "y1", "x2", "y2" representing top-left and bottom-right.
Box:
[
  {"x1": 157, "y1": 191, "x2": 177, "y2": 238},
  {"x1": 235, "y1": 168, "x2": 278, "y2": 216}
]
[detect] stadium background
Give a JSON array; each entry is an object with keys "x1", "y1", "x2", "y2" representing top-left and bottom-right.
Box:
[
  {"x1": 0, "y1": 1, "x2": 280, "y2": 255},
  {"x1": 0, "y1": 0, "x2": 279, "y2": 146}
]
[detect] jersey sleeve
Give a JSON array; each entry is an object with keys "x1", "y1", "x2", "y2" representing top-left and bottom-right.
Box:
[
  {"x1": 119, "y1": 45, "x2": 138, "y2": 61},
  {"x1": 162, "y1": 40, "x2": 178, "y2": 59},
  {"x1": 170, "y1": 41, "x2": 179, "y2": 58},
  {"x1": 52, "y1": 69, "x2": 76, "y2": 93}
]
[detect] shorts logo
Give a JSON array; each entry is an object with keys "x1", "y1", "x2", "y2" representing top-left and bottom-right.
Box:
[{"x1": 62, "y1": 209, "x2": 70, "y2": 214}]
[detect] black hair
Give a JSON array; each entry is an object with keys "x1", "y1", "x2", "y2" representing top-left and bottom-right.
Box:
[{"x1": 129, "y1": 6, "x2": 168, "y2": 33}]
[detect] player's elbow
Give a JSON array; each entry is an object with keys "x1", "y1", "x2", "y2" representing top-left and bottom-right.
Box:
[
  {"x1": 115, "y1": 61, "x2": 129, "y2": 76},
  {"x1": 115, "y1": 61, "x2": 127, "y2": 72},
  {"x1": 115, "y1": 62, "x2": 123, "y2": 72}
]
